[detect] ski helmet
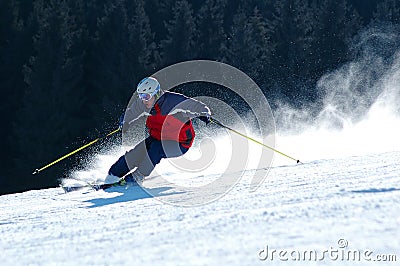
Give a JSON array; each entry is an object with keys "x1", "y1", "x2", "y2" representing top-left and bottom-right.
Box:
[{"x1": 137, "y1": 77, "x2": 161, "y2": 101}]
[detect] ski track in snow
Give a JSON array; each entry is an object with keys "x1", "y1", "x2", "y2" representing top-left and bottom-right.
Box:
[{"x1": 0, "y1": 151, "x2": 399, "y2": 265}]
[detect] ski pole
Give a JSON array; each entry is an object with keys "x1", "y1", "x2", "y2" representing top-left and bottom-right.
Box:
[
  {"x1": 32, "y1": 128, "x2": 121, "y2": 175},
  {"x1": 210, "y1": 118, "x2": 301, "y2": 164}
]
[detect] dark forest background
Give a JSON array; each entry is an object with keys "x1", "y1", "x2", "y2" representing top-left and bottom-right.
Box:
[{"x1": 1, "y1": 0, "x2": 399, "y2": 195}]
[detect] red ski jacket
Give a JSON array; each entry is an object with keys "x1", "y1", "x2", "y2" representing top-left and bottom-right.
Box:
[
  {"x1": 146, "y1": 101, "x2": 195, "y2": 148},
  {"x1": 125, "y1": 91, "x2": 210, "y2": 148}
]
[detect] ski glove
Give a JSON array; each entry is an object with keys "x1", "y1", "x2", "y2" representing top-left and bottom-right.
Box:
[{"x1": 198, "y1": 114, "x2": 211, "y2": 125}]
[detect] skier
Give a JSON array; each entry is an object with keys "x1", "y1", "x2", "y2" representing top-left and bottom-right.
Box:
[{"x1": 106, "y1": 77, "x2": 212, "y2": 185}]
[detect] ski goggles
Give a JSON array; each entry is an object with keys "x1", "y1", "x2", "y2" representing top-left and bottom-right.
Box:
[{"x1": 138, "y1": 92, "x2": 153, "y2": 101}]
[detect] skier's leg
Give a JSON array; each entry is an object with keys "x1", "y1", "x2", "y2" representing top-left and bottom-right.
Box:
[
  {"x1": 108, "y1": 139, "x2": 147, "y2": 177},
  {"x1": 135, "y1": 140, "x2": 189, "y2": 176},
  {"x1": 123, "y1": 138, "x2": 160, "y2": 184}
]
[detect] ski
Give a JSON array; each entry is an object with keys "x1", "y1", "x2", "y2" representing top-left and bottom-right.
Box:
[
  {"x1": 61, "y1": 178, "x2": 138, "y2": 193},
  {"x1": 61, "y1": 185, "x2": 88, "y2": 193},
  {"x1": 61, "y1": 182, "x2": 116, "y2": 193}
]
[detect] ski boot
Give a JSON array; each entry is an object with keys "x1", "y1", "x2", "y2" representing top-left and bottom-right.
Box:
[{"x1": 123, "y1": 169, "x2": 145, "y2": 186}]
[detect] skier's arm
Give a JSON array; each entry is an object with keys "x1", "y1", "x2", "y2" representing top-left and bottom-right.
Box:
[
  {"x1": 120, "y1": 97, "x2": 148, "y2": 129},
  {"x1": 171, "y1": 95, "x2": 211, "y2": 122}
]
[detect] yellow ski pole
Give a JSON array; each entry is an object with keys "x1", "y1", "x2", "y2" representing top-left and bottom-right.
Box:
[
  {"x1": 210, "y1": 118, "x2": 301, "y2": 164},
  {"x1": 32, "y1": 128, "x2": 121, "y2": 175}
]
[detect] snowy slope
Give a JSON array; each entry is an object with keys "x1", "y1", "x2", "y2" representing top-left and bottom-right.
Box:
[{"x1": 1, "y1": 150, "x2": 399, "y2": 265}]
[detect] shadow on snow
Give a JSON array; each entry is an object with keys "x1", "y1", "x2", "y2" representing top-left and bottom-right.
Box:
[
  {"x1": 84, "y1": 186, "x2": 183, "y2": 208},
  {"x1": 351, "y1": 187, "x2": 400, "y2": 194}
]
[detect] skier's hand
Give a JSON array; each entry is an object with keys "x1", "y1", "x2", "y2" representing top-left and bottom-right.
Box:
[{"x1": 198, "y1": 114, "x2": 211, "y2": 125}]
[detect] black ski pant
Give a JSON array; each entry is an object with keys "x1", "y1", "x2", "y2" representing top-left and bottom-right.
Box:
[{"x1": 108, "y1": 136, "x2": 189, "y2": 177}]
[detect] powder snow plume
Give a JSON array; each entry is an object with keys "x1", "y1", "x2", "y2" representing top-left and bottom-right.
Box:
[{"x1": 273, "y1": 25, "x2": 400, "y2": 165}]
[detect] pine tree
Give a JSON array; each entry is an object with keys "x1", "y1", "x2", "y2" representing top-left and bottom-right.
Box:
[
  {"x1": 310, "y1": 0, "x2": 362, "y2": 75},
  {"x1": 160, "y1": 0, "x2": 197, "y2": 66},
  {"x1": 86, "y1": 0, "x2": 156, "y2": 129},
  {"x1": 226, "y1": 8, "x2": 247, "y2": 68},
  {"x1": 14, "y1": 0, "x2": 87, "y2": 190},
  {"x1": 144, "y1": 0, "x2": 176, "y2": 42},
  {"x1": 227, "y1": 6, "x2": 274, "y2": 87},
  {"x1": 86, "y1": 0, "x2": 134, "y2": 128},
  {"x1": 373, "y1": 0, "x2": 400, "y2": 23},
  {"x1": 0, "y1": 0, "x2": 37, "y2": 193},
  {"x1": 269, "y1": 0, "x2": 316, "y2": 101},
  {"x1": 0, "y1": 0, "x2": 17, "y2": 191},
  {"x1": 126, "y1": 0, "x2": 158, "y2": 74},
  {"x1": 81, "y1": 0, "x2": 112, "y2": 36},
  {"x1": 196, "y1": 0, "x2": 228, "y2": 60}
]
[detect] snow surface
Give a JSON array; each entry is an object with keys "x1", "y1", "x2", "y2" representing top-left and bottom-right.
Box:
[{"x1": 1, "y1": 150, "x2": 399, "y2": 265}]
